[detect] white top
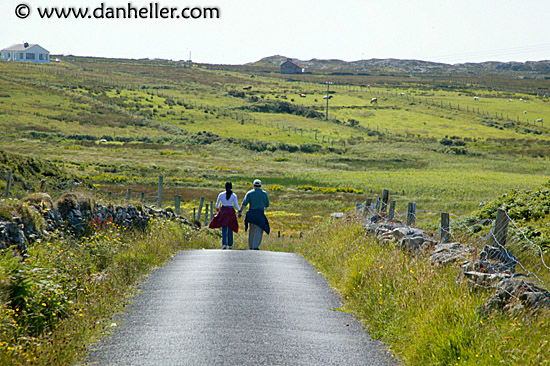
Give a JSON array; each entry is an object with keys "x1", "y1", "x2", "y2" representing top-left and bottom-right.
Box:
[{"x1": 216, "y1": 192, "x2": 240, "y2": 210}]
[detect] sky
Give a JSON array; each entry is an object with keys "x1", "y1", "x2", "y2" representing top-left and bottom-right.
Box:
[{"x1": 1, "y1": 0, "x2": 549, "y2": 65}]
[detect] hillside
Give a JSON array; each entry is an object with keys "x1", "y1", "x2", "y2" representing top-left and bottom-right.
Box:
[
  {"x1": 1, "y1": 55, "x2": 550, "y2": 224},
  {"x1": 251, "y1": 55, "x2": 550, "y2": 77}
]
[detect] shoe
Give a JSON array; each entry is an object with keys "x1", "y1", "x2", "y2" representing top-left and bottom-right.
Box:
[
  {"x1": 228, "y1": 246, "x2": 233, "y2": 250},
  {"x1": 222, "y1": 246, "x2": 227, "y2": 250},
  {"x1": 253, "y1": 248, "x2": 259, "y2": 250}
]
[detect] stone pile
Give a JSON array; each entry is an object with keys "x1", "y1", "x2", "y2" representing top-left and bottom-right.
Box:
[
  {"x1": 357, "y1": 205, "x2": 550, "y2": 313},
  {"x1": 0, "y1": 193, "x2": 197, "y2": 255},
  {"x1": 365, "y1": 220, "x2": 437, "y2": 253}
]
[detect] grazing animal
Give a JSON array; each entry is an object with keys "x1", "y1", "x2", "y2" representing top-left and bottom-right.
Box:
[
  {"x1": 370, "y1": 97, "x2": 378, "y2": 104},
  {"x1": 536, "y1": 119, "x2": 543, "y2": 122},
  {"x1": 299, "y1": 93, "x2": 306, "y2": 98},
  {"x1": 243, "y1": 86, "x2": 252, "y2": 90},
  {"x1": 474, "y1": 96, "x2": 479, "y2": 101},
  {"x1": 323, "y1": 95, "x2": 333, "y2": 100},
  {"x1": 399, "y1": 93, "x2": 405, "y2": 96}
]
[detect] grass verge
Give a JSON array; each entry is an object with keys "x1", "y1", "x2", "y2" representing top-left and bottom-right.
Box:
[
  {"x1": 0, "y1": 218, "x2": 218, "y2": 365},
  {"x1": 297, "y1": 218, "x2": 550, "y2": 366}
]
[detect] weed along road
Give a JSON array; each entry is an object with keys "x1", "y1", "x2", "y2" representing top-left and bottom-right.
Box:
[{"x1": 86, "y1": 250, "x2": 395, "y2": 366}]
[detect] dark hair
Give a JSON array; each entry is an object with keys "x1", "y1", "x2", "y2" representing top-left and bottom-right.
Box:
[{"x1": 225, "y1": 181, "x2": 232, "y2": 200}]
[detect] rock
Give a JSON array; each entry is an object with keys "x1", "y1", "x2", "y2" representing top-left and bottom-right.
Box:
[
  {"x1": 464, "y1": 271, "x2": 510, "y2": 287},
  {"x1": 399, "y1": 236, "x2": 426, "y2": 252},
  {"x1": 0, "y1": 221, "x2": 27, "y2": 253},
  {"x1": 479, "y1": 278, "x2": 550, "y2": 315},
  {"x1": 479, "y1": 244, "x2": 517, "y2": 273},
  {"x1": 330, "y1": 212, "x2": 344, "y2": 219},
  {"x1": 430, "y1": 242, "x2": 472, "y2": 265}
]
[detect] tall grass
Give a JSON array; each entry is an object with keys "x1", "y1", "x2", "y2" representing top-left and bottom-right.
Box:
[
  {"x1": 297, "y1": 218, "x2": 550, "y2": 366},
  {"x1": 0, "y1": 219, "x2": 218, "y2": 365}
]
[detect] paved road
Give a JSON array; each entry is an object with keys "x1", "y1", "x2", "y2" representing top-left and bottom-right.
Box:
[{"x1": 86, "y1": 250, "x2": 396, "y2": 366}]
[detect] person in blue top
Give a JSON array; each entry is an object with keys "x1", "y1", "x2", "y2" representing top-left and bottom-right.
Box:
[{"x1": 238, "y1": 179, "x2": 270, "y2": 250}]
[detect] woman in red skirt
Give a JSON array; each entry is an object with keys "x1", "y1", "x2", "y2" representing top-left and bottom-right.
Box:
[{"x1": 209, "y1": 182, "x2": 239, "y2": 249}]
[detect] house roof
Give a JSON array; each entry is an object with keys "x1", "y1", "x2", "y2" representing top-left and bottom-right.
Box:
[
  {"x1": 1, "y1": 43, "x2": 49, "y2": 52},
  {"x1": 282, "y1": 59, "x2": 304, "y2": 69}
]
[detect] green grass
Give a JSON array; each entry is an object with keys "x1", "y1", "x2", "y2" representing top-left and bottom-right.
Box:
[
  {"x1": 1, "y1": 56, "x2": 550, "y2": 365},
  {"x1": 296, "y1": 218, "x2": 550, "y2": 366},
  {"x1": 0, "y1": 205, "x2": 218, "y2": 365}
]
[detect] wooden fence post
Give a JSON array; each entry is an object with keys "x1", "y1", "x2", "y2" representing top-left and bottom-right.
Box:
[
  {"x1": 381, "y1": 189, "x2": 389, "y2": 213},
  {"x1": 375, "y1": 197, "x2": 381, "y2": 214},
  {"x1": 407, "y1": 202, "x2": 416, "y2": 226},
  {"x1": 491, "y1": 208, "x2": 509, "y2": 247},
  {"x1": 197, "y1": 197, "x2": 205, "y2": 221},
  {"x1": 388, "y1": 201, "x2": 396, "y2": 221},
  {"x1": 193, "y1": 208, "x2": 196, "y2": 221},
  {"x1": 5, "y1": 171, "x2": 12, "y2": 198},
  {"x1": 364, "y1": 198, "x2": 372, "y2": 216},
  {"x1": 157, "y1": 176, "x2": 163, "y2": 207},
  {"x1": 441, "y1": 212, "x2": 450, "y2": 243},
  {"x1": 141, "y1": 192, "x2": 145, "y2": 203},
  {"x1": 210, "y1": 201, "x2": 214, "y2": 221},
  {"x1": 40, "y1": 179, "x2": 46, "y2": 192},
  {"x1": 204, "y1": 204, "x2": 209, "y2": 227},
  {"x1": 126, "y1": 188, "x2": 132, "y2": 201},
  {"x1": 175, "y1": 195, "x2": 181, "y2": 216}
]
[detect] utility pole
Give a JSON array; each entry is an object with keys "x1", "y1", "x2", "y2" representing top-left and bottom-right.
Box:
[{"x1": 325, "y1": 82, "x2": 332, "y2": 120}]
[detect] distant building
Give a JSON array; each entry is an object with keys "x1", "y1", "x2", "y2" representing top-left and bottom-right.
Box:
[
  {"x1": 280, "y1": 59, "x2": 304, "y2": 74},
  {"x1": 1, "y1": 43, "x2": 50, "y2": 64}
]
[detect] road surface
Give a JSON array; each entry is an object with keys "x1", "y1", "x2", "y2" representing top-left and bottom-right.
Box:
[{"x1": 86, "y1": 250, "x2": 397, "y2": 365}]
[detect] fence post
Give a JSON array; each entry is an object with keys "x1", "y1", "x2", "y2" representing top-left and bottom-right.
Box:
[
  {"x1": 157, "y1": 176, "x2": 163, "y2": 207},
  {"x1": 5, "y1": 171, "x2": 12, "y2": 198},
  {"x1": 441, "y1": 212, "x2": 450, "y2": 243},
  {"x1": 175, "y1": 195, "x2": 181, "y2": 216},
  {"x1": 69, "y1": 180, "x2": 74, "y2": 192},
  {"x1": 126, "y1": 188, "x2": 132, "y2": 201},
  {"x1": 210, "y1": 201, "x2": 214, "y2": 221},
  {"x1": 407, "y1": 202, "x2": 416, "y2": 226},
  {"x1": 197, "y1": 197, "x2": 205, "y2": 221},
  {"x1": 491, "y1": 208, "x2": 509, "y2": 247},
  {"x1": 193, "y1": 208, "x2": 196, "y2": 221},
  {"x1": 364, "y1": 198, "x2": 372, "y2": 216},
  {"x1": 141, "y1": 192, "x2": 145, "y2": 203},
  {"x1": 204, "y1": 204, "x2": 209, "y2": 227},
  {"x1": 40, "y1": 179, "x2": 46, "y2": 192},
  {"x1": 381, "y1": 189, "x2": 389, "y2": 213},
  {"x1": 388, "y1": 201, "x2": 396, "y2": 221},
  {"x1": 375, "y1": 197, "x2": 381, "y2": 213}
]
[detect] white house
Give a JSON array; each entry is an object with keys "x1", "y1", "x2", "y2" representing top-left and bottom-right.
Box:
[{"x1": 1, "y1": 43, "x2": 50, "y2": 64}]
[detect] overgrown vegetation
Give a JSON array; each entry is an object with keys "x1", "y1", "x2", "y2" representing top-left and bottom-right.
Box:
[
  {"x1": 297, "y1": 218, "x2": 550, "y2": 366},
  {"x1": 0, "y1": 197, "x2": 216, "y2": 365}
]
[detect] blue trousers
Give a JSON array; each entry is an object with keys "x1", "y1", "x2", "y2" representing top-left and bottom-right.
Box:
[{"x1": 222, "y1": 226, "x2": 233, "y2": 248}]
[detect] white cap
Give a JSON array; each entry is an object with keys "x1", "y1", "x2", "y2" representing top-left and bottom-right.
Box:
[{"x1": 253, "y1": 179, "x2": 261, "y2": 187}]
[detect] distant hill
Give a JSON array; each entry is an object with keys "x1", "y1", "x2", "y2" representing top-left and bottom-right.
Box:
[{"x1": 249, "y1": 55, "x2": 550, "y2": 76}]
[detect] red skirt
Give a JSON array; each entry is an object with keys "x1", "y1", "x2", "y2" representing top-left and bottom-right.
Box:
[{"x1": 208, "y1": 206, "x2": 239, "y2": 233}]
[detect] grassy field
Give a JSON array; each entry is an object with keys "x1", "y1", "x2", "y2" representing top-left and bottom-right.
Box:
[{"x1": 1, "y1": 56, "x2": 550, "y2": 365}]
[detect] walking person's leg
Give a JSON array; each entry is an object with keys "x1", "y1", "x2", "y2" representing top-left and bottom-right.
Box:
[
  {"x1": 221, "y1": 226, "x2": 228, "y2": 249},
  {"x1": 248, "y1": 224, "x2": 255, "y2": 249},
  {"x1": 253, "y1": 225, "x2": 263, "y2": 250},
  {"x1": 228, "y1": 228, "x2": 233, "y2": 249}
]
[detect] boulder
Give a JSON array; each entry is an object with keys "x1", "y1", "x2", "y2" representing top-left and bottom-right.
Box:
[
  {"x1": 430, "y1": 242, "x2": 472, "y2": 265},
  {"x1": 0, "y1": 221, "x2": 27, "y2": 253},
  {"x1": 479, "y1": 278, "x2": 550, "y2": 315}
]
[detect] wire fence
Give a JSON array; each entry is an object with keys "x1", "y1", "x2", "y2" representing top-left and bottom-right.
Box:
[{"x1": 359, "y1": 192, "x2": 550, "y2": 294}]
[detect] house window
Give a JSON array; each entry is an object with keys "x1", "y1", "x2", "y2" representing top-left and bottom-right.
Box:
[
  {"x1": 19, "y1": 53, "x2": 24, "y2": 59},
  {"x1": 39, "y1": 54, "x2": 46, "y2": 60},
  {"x1": 26, "y1": 53, "x2": 35, "y2": 60},
  {"x1": 7, "y1": 53, "x2": 10, "y2": 58}
]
